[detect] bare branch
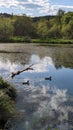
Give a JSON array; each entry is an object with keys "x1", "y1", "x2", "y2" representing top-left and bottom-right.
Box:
[{"x1": 11, "y1": 64, "x2": 34, "y2": 78}]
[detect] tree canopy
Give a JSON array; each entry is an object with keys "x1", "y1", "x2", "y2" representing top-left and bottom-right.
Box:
[{"x1": 0, "y1": 10, "x2": 73, "y2": 42}]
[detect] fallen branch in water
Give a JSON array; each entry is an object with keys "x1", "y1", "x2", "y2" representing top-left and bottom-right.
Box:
[{"x1": 9, "y1": 64, "x2": 34, "y2": 79}]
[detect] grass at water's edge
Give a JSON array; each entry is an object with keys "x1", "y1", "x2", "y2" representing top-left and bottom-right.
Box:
[
  {"x1": 0, "y1": 37, "x2": 73, "y2": 44},
  {"x1": 32, "y1": 39, "x2": 73, "y2": 45},
  {"x1": 35, "y1": 43, "x2": 73, "y2": 47},
  {"x1": 0, "y1": 77, "x2": 16, "y2": 130},
  {"x1": 32, "y1": 39, "x2": 73, "y2": 48}
]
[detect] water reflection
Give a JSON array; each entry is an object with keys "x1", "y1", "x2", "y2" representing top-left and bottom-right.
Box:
[
  {"x1": 29, "y1": 55, "x2": 54, "y2": 72},
  {"x1": 0, "y1": 59, "x2": 18, "y2": 72},
  {"x1": 0, "y1": 53, "x2": 73, "y2": 130},
  {"x1": 0, "y1": 44, "x2": 73, "y2": 69}
]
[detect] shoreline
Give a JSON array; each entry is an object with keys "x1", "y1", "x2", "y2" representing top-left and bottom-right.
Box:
[
  {"x1": 0, "y1": 39, "x2": 73, "y2": 45},
  {"x1": 0, "y1": 40, "x2": 73, "y2": 48}
]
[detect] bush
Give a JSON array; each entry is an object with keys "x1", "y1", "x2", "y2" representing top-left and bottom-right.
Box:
[
  {"x1": 48, "y1": 26, "x2": 61, "y2": 39},
  {"x1": 0, "y1": 95, "x2": 15, "y2": 127},
  {"x1": 0, "y1": 77, "x2": 16, "y2": 129},
  {"x1": 0, "y1": 77, "x2": 16, "y2": 100},
  {"x1": 24, "y1": 36, "x2": 31, "y2": 43}
]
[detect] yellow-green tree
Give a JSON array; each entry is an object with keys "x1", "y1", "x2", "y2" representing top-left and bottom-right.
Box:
[{"x1": 0, "y1": 18, "x2": 14, "y2": 41}]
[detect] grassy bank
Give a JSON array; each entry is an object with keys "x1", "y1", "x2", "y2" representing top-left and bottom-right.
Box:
[
  {"x1": 32, "y1": 39, "x2": 73, "y2": 47},
  {"x1": 32, "y1": 39, "x2": 73, "y2": 44},
  {"x1": 0, "y1": 77, "x2": 16, "y2": 130},
  {"x1": 0, "y1": 37, "x2": 73, "y2": 44},
  {"x1": 35, "y1": 43, "x2": 73, "y2": 48}
]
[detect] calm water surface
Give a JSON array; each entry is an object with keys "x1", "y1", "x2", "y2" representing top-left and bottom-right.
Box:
[{"x1": 0, "y1": 44, "x2": 73, "y2": 130}]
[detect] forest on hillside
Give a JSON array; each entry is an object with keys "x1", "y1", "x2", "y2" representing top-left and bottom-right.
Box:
[{"x1": 0, "y1": 9, "x2": 73, "y2": 43}]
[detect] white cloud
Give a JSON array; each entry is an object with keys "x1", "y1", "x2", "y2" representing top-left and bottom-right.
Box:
[
  {"x1": 51, "y1": 4, "x2": 73, "y2": 15},
  {"x1": 0, "y1": 0, "x2": 73, "y2": 16},
  {"x1": 26, "y1": 12, "x2": 34, "y2": 17},
  {"x1": 54, "y1": 5, "x2": 73, "y2": 9},
  {"x1": 0, "y1": 0, "x2": 19, "y2": 8}
]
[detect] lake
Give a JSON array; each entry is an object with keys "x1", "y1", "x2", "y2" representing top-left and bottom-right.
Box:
[{"x1": 0, "y1": 44, "x2": 73, "y2": 130}]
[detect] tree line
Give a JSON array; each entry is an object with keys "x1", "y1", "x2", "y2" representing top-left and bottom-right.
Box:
[{"x1": 0, "y1": 9, "x2": 73, "y2": 42}]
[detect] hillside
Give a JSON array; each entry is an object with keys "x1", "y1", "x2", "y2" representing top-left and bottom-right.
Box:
[{"x1": 0, "y1": 10, "x2": 73, "y2": 43}]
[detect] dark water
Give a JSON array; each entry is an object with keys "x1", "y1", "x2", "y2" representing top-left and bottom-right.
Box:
[{"x1": 0, "y1": 44, "x2": 73, "y2": 130}]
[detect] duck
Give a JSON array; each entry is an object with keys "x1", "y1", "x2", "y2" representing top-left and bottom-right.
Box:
[
  {"x1": 45, "y1": 76, "x2": 52, "y2": 81},
  {"x1": 22, "y1": 80, "x2": 29, "y2": 85}
]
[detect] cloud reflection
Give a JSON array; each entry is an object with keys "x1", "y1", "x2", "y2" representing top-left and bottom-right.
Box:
[
  {"x1": 23, "y1": 83, "x2": 71, "y2": 129},
  {"x1": 0, "y1": 60, "x2": 18, "y2": 72},
  {"x1": 0, "y1": 55, "x2": 72, "y2": 129},
  {"x1": 0, "y1": 55, "x2": 54, "y2": 76},
  {"x1": 29, "y1": 55, "x2": 54, "y2": 72}
]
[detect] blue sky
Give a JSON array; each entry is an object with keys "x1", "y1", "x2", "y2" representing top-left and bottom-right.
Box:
[{"x1": 0, "y1": 0, "x2": 73, "y2": 16}]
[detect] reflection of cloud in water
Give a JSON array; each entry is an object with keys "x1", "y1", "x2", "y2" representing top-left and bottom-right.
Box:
[
  {"x1": 0, "y1": 60, "x2": 18, "y2": 73},
  {"x1": 0, "y1": 55, "x2": 54, "y2": 75},
  {"x1": 23, "y1": 84, "x2": 67, "y2": 115},
  {"x1": 22, "y1": 84, "x2": 72, "y2": 129},
  {"x1": 0, "y1": 59, "x2": 21, "y2": 79},
  {"x1": 29, "y1": 55, "x2": 54, "y2": 72},
  {"x1": 50, "y1": 89, "x2": 67, "y2": 110},
  {"x1": 32, "y1": 87, "x2": 67, "y2": 113},
  {"x1": 1, "y1": 55, "x2": 72, "y2": 129}
]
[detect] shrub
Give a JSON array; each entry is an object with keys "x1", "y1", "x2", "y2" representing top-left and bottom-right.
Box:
[
  {"x1": 0, "y1": 95, "x2": 15, "y2": 129},
  {"x1": 0, "y1": 77, "x2": 16, "y2": 100},
  {"x1": 0, "y1": 77, "x2": 16, "y2": 129},
  {"x1": 24, "y1": 36, "x2": 31, "y2": 43}
]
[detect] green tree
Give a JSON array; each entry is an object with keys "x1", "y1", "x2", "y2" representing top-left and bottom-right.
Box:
[
  {"x1": 48, "y1": 25, "x2": 61, "y2": 38},
  {"x1": 62, "y1": 20, "x2": 73, "y2": 39},
  {"x1": 62, "y1": 13, "x2": 73, "y2": 39},
  {"x1": 14, "y1": 16, "x2": 36, "y2": 38},
  {"x1": 57, "y1": 9, "x2": 65, "y2": 30},
  {"x1": 0, "y1": 18, "x2": 14, "y2": 41},
  {"x1": 37, "y1": 19, "x2": 49, "y2": 39},
  {"x1": 62, "y1": 12, "x2": 73, "y2": 24}
]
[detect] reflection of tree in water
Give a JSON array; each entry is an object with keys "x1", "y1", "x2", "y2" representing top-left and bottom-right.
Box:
[
  {"x1": 0, "y1": 53, "x2": 31, "y2": 65},
  {"x1": 30, "y1": 46, "x2": 73, "y2": 69},
  {"x1": 0, "y1": 44, "x2": 73, "y2": 130},
  {"x1": 50, "y1": 48, "x2": 73, "y2": 69},
  {"x1": 0, "y1": 44, "x2": 73, "y2": 69}
]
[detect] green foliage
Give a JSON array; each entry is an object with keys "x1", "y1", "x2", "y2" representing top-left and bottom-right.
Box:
[
  {"x1": 0, "y1": 11, "x2": 73, "y2": 42},
  {"x1": 0, "y1": 77, "x2": 10, "y2": 89},
  {"x1": 14, "y1": 16, "x2": 36, "y2": 38},
  {"x1": 24, "y1": 36, "x2": 32, "y2": 43},
  {"x1": 32, "y1": 39, "x2": 73, "y2": 44},
  {"x1": 48, "y1": 128, "x2": 51, "y2": 130},
  {"x1": 10, "y1": 36, "x2": 31, "y2": 43},
  {"x1": 48, "y1": 25, "x2": 61, "y2": 38},
  {"x1": 56, "y1": 9, "x2": 65, "y2": 30},
  {"x1": 62, "y1": 12, "x2": 73, "y2": 24},
  {"x1": 37, "y1": 19, "x2": 49, "y2": 38},
  {"x1": 0, "y1": 95, "x2": 15, "y2": 121},
  {"x1": 62, "y1": 18, "x2": 73, "y2": 39},
  {"x1": 0, "y1": 18, "x2": 14, "y2": 41},
  {"x1": 57, "y1": 9, "x2": 65, "y2": 16},
  {"x1": 0, "y1": 77, "x2": 16, "y2": 100},
  {"x1": 10, "y1": 36, "x2": 25, "y2": 42},
  {"x1": 0, "y1": 77, "x2": 16, "y2": 129}
]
